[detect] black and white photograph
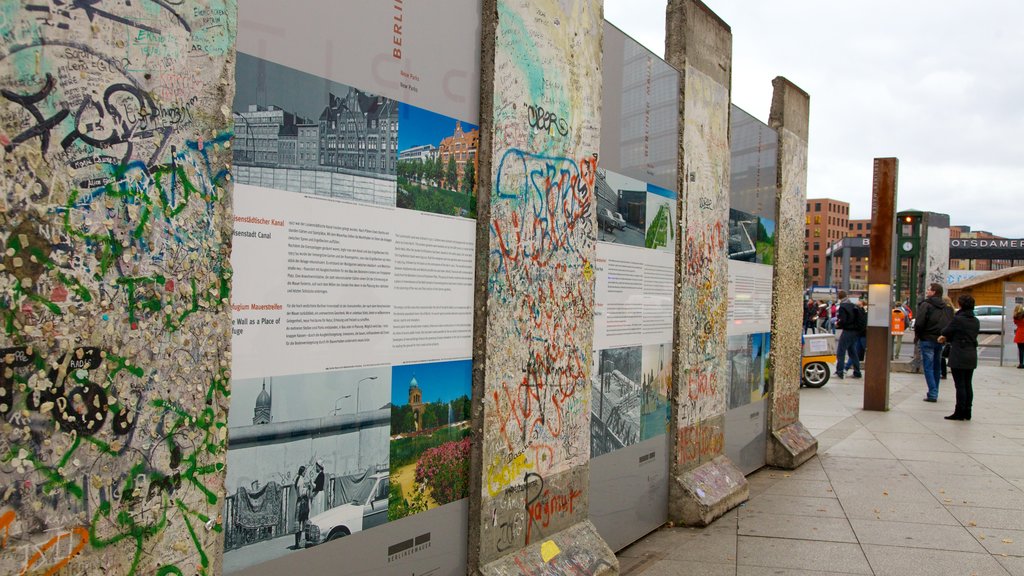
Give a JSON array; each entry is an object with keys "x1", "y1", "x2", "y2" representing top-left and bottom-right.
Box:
[
  {"x1": 595, "y1": 168, "x2": 647, "y2": 247},
  {"x1": 222, "y1": 368, "x2": 391, "y2": 573},
  {"x1": 728, "y1": 208, "x2": 759, "y2": 262},
  {"x1": 233, "y1": 52, "x2": 398, "y2": 206},
  {"x1": 591, "y1": 346, "x2": 642, "y2": 458}
]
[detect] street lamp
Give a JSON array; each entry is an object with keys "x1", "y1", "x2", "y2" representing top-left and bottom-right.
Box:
[{"x1": 354, "y1": 376, "x2": 378, "y2": 413}]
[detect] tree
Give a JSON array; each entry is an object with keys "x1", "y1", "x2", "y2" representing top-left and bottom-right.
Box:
[
  {"x1": 461, "y1": 161, "x2": 475, "y2": 196},
  {"x1": 446, "y1": 156, "x2": 458, "y2": 191}
]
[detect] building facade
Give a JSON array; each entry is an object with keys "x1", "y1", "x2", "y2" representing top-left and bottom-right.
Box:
[
  {"x1": 437, "y1": 121, "x2": 479, "y2": 190},
  {"x1": 233, "y1": 105, "x2": 295, "y2": 165},
  {"x1": 318, "y1": 89, "x2": 398, "y2": 175},
  {"x1": 804, "y1": 198, "x2": 849, "y2": 287},
  {"x1": 845, "y1": 218, "x2": 871, "y2": 291}
]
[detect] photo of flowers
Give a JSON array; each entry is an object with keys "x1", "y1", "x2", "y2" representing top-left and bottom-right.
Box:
[{"x1": 388, "y1": 359, "x2": 472, "y2": 520}]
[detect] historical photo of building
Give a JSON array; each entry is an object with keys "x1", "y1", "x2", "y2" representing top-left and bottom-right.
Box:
[
  {"x1": 727, "y1": 333, "x2": 770, "y2": 410},
  {"x1": 595, "y1": 168, "x2": 647, "y2": 247},
  {"x1": 396, "y1": 103, "x2": 479, "y2": 218},
  {"x1": 222, "y1": 368, "x2": 391, "y2": 573},
  {"x1": 389, "y1": 360, "x2": 472, "y2": 521},
  {"x1": 233, "y1": 53, "x2": 397, "y2": 206},
  {"x1": 591, "y1": 346, "x2": 642, "y2": 458}
]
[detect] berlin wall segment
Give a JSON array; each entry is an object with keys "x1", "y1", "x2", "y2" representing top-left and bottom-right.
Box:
[
  {"x1": 0, "y1": 1, "x2": 235, "y2": 574},
  {"x1": 766, "y1": 78, "x2": 818, "y2": 468},
  {"x1": 470, "y1": 0, "x2": 616, "y2": 573},
  {"x1": 665, "y1": 0, "x2": 749, "y2": 527}
]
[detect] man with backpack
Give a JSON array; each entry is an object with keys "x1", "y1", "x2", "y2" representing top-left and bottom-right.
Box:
[
  {"x1": 915, "y1": 283, "x2": 954, "y2": 402},
  {"x1": 835, "y1": 290, "x2": 865, "y2": 379}
]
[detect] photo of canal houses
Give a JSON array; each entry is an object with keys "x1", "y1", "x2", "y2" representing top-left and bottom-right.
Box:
[{"x1": 397, "y1": 104, "x2": 479, "y2": 218}]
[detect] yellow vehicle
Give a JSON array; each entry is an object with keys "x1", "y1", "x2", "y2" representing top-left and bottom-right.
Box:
[{"x1": 801, "y1": 333, "x2": 837, "y2": 388}]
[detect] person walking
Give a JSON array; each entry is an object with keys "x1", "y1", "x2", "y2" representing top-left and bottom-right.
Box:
[
  {"x1": 938, "y1": 294, "x2": 980, "y2": 420},
  {"x1": 834, "y1": 290, "x2": 863, "y2": 379},
  {"x1": 1013, "y1": 304, "x2": 1024, "y2": 369},
  {"x1": 804, "y1": 299, "x2": 818, "y2": 334},
  {"x1": 915, "y1": 283, "x2": 953, "y2": 402}
]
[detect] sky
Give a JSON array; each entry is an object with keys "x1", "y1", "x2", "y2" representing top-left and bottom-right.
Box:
[
  {"x1": 391, "y1": 359, "x2": 472, "y2": 407},
  {"x1": 398, "y1": 103, "x2": 479, "y2": 152},
  {"x1": 605, "y1": 0, "x2": 1024, "y2": 238}
]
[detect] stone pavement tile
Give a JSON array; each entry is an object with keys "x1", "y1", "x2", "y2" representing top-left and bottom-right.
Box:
[
  {"x1": 862, "y1": 544, "x2": 1012, "y2": 576},
  {"x1": 920, "y1": 477, "x2": 1024, "y2": 509},
  {"x1": 850, "y1": 517, "x2": 987, "y2": 552},
  {"x1": 819, "y1": 454, "x2": 910, "y2": 479},
  {"x1": 737, "y1": 494, "x2": 846, "y2": 519},
  {"x1": 874, "y1": 431, "x2": 961, "y2": 453},
  {"x1": 830, "y1": 478, "x2": 937, "y2": 503},
  {"x1": 738, "y1": 512, "x2": 856, "y2": 543},
  {"x1": 839, "y1": 496, "x2": 960, "y2": 525},
  {"x1": 624, "y1": 558, "x2": 736, "y2": 576},
  {"x1": 761, "y1": 478, "x2": 838, "y2": 499},
  {"x1": 736, "y1": 536, "x2": 871, "y2": 574},
  {"x1": 1010, "y1": 478, "x2": 1024, "y2": 491},
  {"x1": 997, "y1": 555, "x2": 1024, "y2": 576},
  {"x1": 619, "y1": 526, "x2": 736, "y2": 564},
  {"x1": 745, "y1": 471, "x2": 782, "y2": 498},
  {"x1": 863, "y1": 415, "x2": 935, "y2": 434},
  {"x1": 949, "y1": 437, "x2": 1024, "y2": 457},
  {"x1": 997, "y1": 426, "x2": 1024, "y2": 440},
  {"x1": 737, "y1": 568, "x2": 870, "y2": 576},
  {"x1": 972, "y1": 454, "x2": 1024, "y2": 480},
  {"x1": 948, "y1": 505, "x2": 1024, "y2": 531},
  {"x1": 822, "y1": 437, "x2": 897, "y2": 459},
  {"x1": 888, "y1": 449, "x2": 987, "y2": 466},
  {"x1": 903, "y1": 458, "x2": 998, "y2": 478},
  {"x1": 968, "y1": 527, "x2": 1024, "y2": 557}
]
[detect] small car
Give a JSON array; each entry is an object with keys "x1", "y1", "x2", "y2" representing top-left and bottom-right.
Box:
[
  {"x1": 304, "y1": 471, "x2": 389, "y2": 546},
  {"x1": 974, "y1": 305, "x2": 1004, "y2": 334},
  {"x1": 598, "y1": 208, "x2": 626, "y2": 231}
]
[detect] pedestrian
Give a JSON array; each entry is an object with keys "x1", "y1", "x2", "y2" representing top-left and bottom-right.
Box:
[
  {"x1": 938, "y1": 294, "x2": 980, "y2": 420},
  {"x1": 829, "y1": 300, "x2": 839, "y2": 333},
  {"x1": 311, "y1": 460, "x2": 327, "y2": 516},
  {"x1": 856, "y1": 298, "x2": 868, "y2": 362},
  {"x1": 804, "y1": 299, "x2": 818, "y2": 334},
  {"x1": 1013, "y1": 304, "x2": 1024, "y2": 369},
  {"x1": 293, "y1": 465, "x2": 310, "y2": 549},
  {"x1": 834, "y1": 290, "x2": 863, "y2": 379},
  {"x1": 915, "y1": 283, "x2": 953, "y2": 402},
  {"x1": 940, "y1": 295, "x2": 955, "y2": 380}
]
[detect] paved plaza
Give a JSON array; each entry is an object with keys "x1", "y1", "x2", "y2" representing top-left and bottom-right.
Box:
[{"x1": 619, "y1": 363, "x2": 1024, "y2": 575}]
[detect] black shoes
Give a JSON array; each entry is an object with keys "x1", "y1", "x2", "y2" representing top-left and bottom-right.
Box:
[
  {"x1": 1017, "y1": 365, "x2": 1024, "y2": 369},
  {"x1": 944, "y1": 414, "x2": 964, "y2": 420},
  {"x1": 835, "y1": 373, "x2": 844, "y2": 380},
  {"x1": 850, "y1": 373, "x2": 862, "y2": 379},
  {"x1": 923, "y1": 397, "x2": 937, "y2": 403}
]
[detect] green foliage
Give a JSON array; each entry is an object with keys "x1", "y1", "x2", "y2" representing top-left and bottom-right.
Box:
[
  {"x1": 388, "y1": 474, "x2": 427, "y2": 521},
  {"x1": 390, "y1": 426, "x2": 471, "y2": 469},
  {"x1": 396, "y1": 178, "x2": 475, "y2": 218},
  {"x1": 461, "y1": 161, "x2": 476, "y2": 195}
]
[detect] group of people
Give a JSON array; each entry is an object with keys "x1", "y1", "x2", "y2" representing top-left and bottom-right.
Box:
[
  {"x1": 913, "y1": 284, "x2": 979, "y2": 420},
  {"x1": 293, "y1": 460, "x2": 327, "y2": 549},
  {"x1": 829, "y1": 283, "x2": 986, "y2": 422},
  {"x1": 804, "y1": 299, "x2": 839, "y2": 334}
]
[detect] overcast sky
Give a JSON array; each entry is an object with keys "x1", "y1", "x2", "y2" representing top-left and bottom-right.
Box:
[{"x1": 605, "y1": 0, "x2": 1024, "y2": 237}]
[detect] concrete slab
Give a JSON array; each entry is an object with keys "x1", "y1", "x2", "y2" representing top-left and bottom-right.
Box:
[
  {"x1": 903, "y1": 458, "x2": 998, "y2": 478},
  {"x1": 737, "y1": 536, "x2": 872, "y2": 574},
  {"x1": 822, "y1": 437, "x2": 898, "y2": 459},
  {"x1": 862, "y1": 544, "x2": 1012, "y2": 576},
  {"x1": 738, "y1": 512, "x2": 856, "y2": 543},
  {"x1": 737, "y1": 569, "x2": 874, "y2": 576},
  {"x1": 480, "y1": 520, "x2": 616, "y2": 576},
  {"x1": 736, "y1": 494, "x2": 847, "y2": 519},
  {"x1": 625, "y1": 558, "x2": 736, "y2": 576},
  {"x1": 997, "y1": 555, "x2": 1024, "y2": 576},
  {"x1": 767, "y1": 421, "x2": 818, "y2": 469},
  {"x1": 672, "y1": 456, "x2": 749, "y2": 527},
  {"x1": 947, "y1": 505, "x2": 1024, "y2": 531},
  {"x1": 968, "y1": 526, "x2": 1024, "y2": 557},
  {"x1": 972, "y1": 453, "x2": 1024, "y2": 479},
  {"x1": 849, "y1": 517, "x2": 987, "y2": 553},
  {"x1": 761, "y1": 478, "x2": 838, "y2": 499},
  {"x1": 830, "y1": 478, "x2": 937, "y2": 503},
  {"x1": 837, "y1": 496, "x2": 960, "y2": 525},
  {"x1": 874, "y1": 431, "x2": 962, "y2": 453}
]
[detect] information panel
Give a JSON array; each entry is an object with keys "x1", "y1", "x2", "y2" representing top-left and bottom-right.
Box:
[
  {"x1": 588, "y1": 22, "x2": 677, "y2": 552},
  {"x1": 227, "y1": 1, "x2": 481, "y2": 574},
  {"x1": 724, "y1": 107, "x2": 778, "y2": 475}
]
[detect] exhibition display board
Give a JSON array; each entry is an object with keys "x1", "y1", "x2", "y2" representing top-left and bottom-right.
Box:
[
  {"x1": 228, "y1": 1, "x2": 482, "y2": 574},
  {"x1": 588, "y1": 22, "x2": 678, "y2": 551}
]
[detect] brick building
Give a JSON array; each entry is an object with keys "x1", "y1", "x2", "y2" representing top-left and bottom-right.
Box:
[
  {"x1": 845, "y1": 218, "x2": 872, "y2": 291},
  {"x1": 804, "y1": 198, "x2": 849, "y2": 288},
  {"x1": 437, "y1": 121, "x2": 479, "y2": 191}
]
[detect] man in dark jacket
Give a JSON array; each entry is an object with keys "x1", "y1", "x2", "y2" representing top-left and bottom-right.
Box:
[
  {"x1": 915, "y1": 283, "x2": 954, "y2": 402},
  {"x1": 834, "y1": 290, "x2": 863, "y2": 379}
]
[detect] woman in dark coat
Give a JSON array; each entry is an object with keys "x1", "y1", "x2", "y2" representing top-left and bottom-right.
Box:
[{"x1": 938, "y1": 294, "x2": 980, "y2": 421}]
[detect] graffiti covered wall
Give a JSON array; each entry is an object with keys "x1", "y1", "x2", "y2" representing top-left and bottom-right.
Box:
[
  {"x1": 0, "y1": 2, "x2": 234, "y2": 574},
  {"x1": 475, "y1": 0, "x2": 602, "y2": 564},
  {"x1": 675, "y1": 65, "x2": 730, "y2": 469}
]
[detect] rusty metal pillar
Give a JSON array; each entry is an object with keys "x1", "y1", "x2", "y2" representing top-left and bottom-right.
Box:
[{"x1": 864, "y1": 158, "x2": 899, "y2": 411}]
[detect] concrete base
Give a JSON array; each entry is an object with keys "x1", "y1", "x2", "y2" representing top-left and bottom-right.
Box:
[
  {"x1": 766, "y1": 420, "x2": 818, "y2": 469},
  {"x1": 891, "y1": 361, "x2": 919, "y2": 373},
  {"x1": 477, "y1": 520, "x2": 617, "y2": 576},
  {"x1": 670, "y1": 455, "x2": 749, "y2": 527}
]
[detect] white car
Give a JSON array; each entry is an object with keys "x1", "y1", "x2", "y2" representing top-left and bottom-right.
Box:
[
  {"x1": 598, "y1": 208, "x2": 626, "y2": 231},
  {"x1": 975, "y1": 305, "x2": 1004, "y2": 334},
  {"x1": 304, "y1": 472, "x2": 389, "y2": 546}
]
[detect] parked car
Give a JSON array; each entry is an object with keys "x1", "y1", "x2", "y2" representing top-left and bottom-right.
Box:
[
  {"x1": 598, "y1": 208, "x2": 626, "y2": 231},
  {"x1": 974, "y1": 305, "x2": 1004, "y2": 334},
  {"x1": 304, "y1": 471, "x2": 389, "y2": 546}
]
